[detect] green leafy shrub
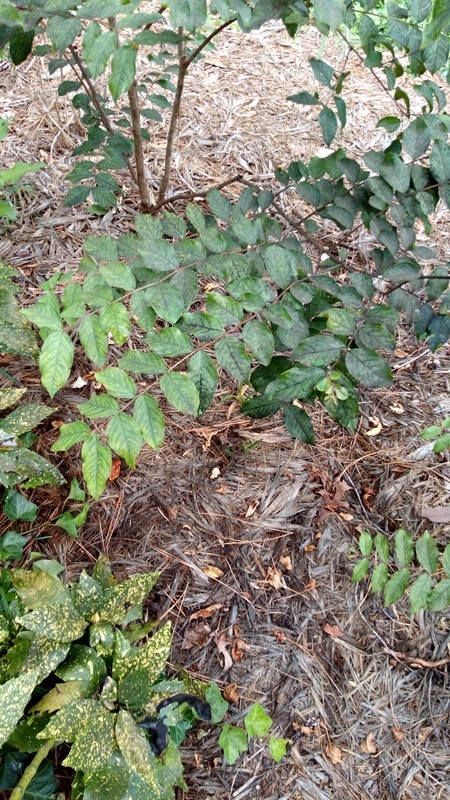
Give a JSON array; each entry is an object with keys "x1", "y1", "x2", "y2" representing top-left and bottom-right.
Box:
[
  {"x1": 0, "y1": 118, "x2": 45, "y2": 222},
  {"x1": 352, "y1": 528, "x2": 450, "y2": 612},
  {"x1": 0, "y1": 556, "x2": 218, "y2": 799},
  {"x1": 420, "y1": 416, "x2": 450, "y2": 453}
]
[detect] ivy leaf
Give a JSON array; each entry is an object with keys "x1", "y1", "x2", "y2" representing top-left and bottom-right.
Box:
[
  {"x1": 51, "y1": 421, "x2": 91, "y2": 452},
  {"x1": 269, "y1": 737, "x2": 287, "y2": 762},
  {"x1": 145, "y1": 283, "x2": 185, "y2": 324},
  {"x1": 160, "y1": 373, "x2": 200, "y2": 416},
  {"x1": 383, "y1": 568, "x2": 411, "y2": 605},
  {"x1": 0, "y1": 670, "x2": 39, "y2": 748},
  {"x1": 409, "y1": 573, "x2": 433, "y2": 614},
  {"x1": 244, "y1": 703, "x2": 272, "y2": 737},
  {"x1": 187, "y1": 352, "x2": 218, "y2": 415},
  {"x1": 415, "y1": 530, "x2": 439, "y2": 574},
  {"x1": 283, "y1": 404, "x2": 315, "y2": 443},
  {"x1": 82, "y1": 434, "x2": 112, "y2": 500},
  {"x1": 205, "y1": 683, "x2": 228, "y2": 723},
  {"x1": 219, "y1": 724, "x2": 248, "y2": 765},
  {"x1": 108, "y1": 44, "x2": 136, "y2": 102},
  {"x1": 133, "y1": 395, "x2": 165, "y2": 450},
  {"x1": 79, "y1": 315, "x2": 109, "y2": 367},
  {"x1": 394, "y1": 528, "x2": 414, "y2": 567},
  {"x1": 99, "y1": 302, "x2": 131, "y2": 346},
  {"x1": 242, "y1": 321, "x2": 274, "y2": 366},
  {"x1": 118, "y1": 350, "x2": 166, "y2": 375},
  {"x1": 345, "y1": 347, "x2": 393, "y2": 388},
  {"x1": 214, "y1": 338, "x2": 251, "y2": 384},
  {"x1": 107, "y1": 413, "x2": 143, "y2": 468},
  {"x1": 78, "y1": 394, "x2": 119, "y2": 420},
  {"x1": 39, "y1": 331, "x2": 74, "y2": 398},
  {"x1": 95, "y1": 367, "x2": 137, "y2": 399}
]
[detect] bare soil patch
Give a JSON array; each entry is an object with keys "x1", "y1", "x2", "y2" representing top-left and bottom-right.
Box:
[{"x1": 1, "y1": 17, "x2": 450, "y2": 800}]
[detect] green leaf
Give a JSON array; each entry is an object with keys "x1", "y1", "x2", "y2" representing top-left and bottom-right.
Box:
[
  {"x1": 263, "y1": 246, "x2": 297, "y2": 289},
  {"x1": 283, "y1": 404, "x2": 315, "y2": 443},
  {"x1": 115, "y1": 711, "x2": 160, "y2": 791},
  {"x1": 244, "y1": 703, "x2": 272, "y2": 737},
  {"x1": 394, "y1": 528, "x2": 414, "y2": 567},
  {"x1": 241, "y1": 395, "x2": 283, "y2": 418},
  {"x1": 179, "y1": 312, "x2": 224, "y2": 341},
  {"x1": 145, "y1": 327, "x2": 193, "y2": 357},
  {"x1": 429, "y1": 140, "x2": 450, "y2": 182},
  {"x1": 99, "y1": 262, "x2": 136, "y2": 291},
  {"x1": 0, "y1": 402, "x2": 55, "y2": 436},
  {"x1": 266, "y1": 367, "x2": 324, "y2": 402},
  {"x1": 187, "y1": 352, "x2": 218, "y2": 415},
  {"x1": 46, "y1": 15, "x2": 82, "y2": 50},
  {"x1": 206, "y1": 292, "x2": 243, "y2": 326},
  {"x1": 98, "y1": 573, "x2": 159, "y2": 626},
  {"x1": 345, "y1": 347, "x2": 392, "y2": 388},
  {"x1": 160, "y1": 373, "x2": 199, "y2": 416},
  {"x1": 99, "y1": 302, "x2": 131, "y2": 346},
  {"x1": 0, "y1": 388, "x2": 27, "y2": 411},
  {"x1": 145, "y1": 283, "x2": 185, "y2": 324},
  {"x1": 78, "y1": 314, "x2": 108, "y2": 367},
  {"x1": 310, "y1": 58, "x2": 334, "y2": 87},
  {"x1": 288, "y1": 90, "x2": 320, "y2": 105},
  {"x1": 118, "y1": 350, "x2": 166, "y2": 375},
  {"x1": 51, "y1": 421, "x2": 91, "y2": 452},
  {"x1": 427, "y1": 579, "x2": 450, "y2": 612},
  {"x1": 377, "y1": 116, "x2": 401, "y2": 132},
  {"x1": 219, "y1": 724, "x2": 248, "y2": 765},
  {"x1": 64, "y1": 706, "x2": 116, "y2": 773},
  {"x1": 371, "y1": 563, "x2": 389, "y2": 593},
  {"x1": 351, "y1": 558, "x2": 370, "y2": 583},
  {"x1": 207, "y1": 188, "x2": 232, "y2": 222},
  {"x1": 78, "y1": 394, "x2": 119, "y2": 420},
  {"x1": 324, "y1": 308, "x2": 359, "y2": 336},
  {"x1": 84, "y1": 29, "x2": 117, "y2": 79},
  {"x1": 138, "y1": 239, "x2": 179, "y2": 272},
  {"x1": 133, "y1": 395, "x2": 165, "y2": 450},
  {"x1": 293, "y1": 335, "x2": 343, "y2": 367},
  {"x1": 18, "y1": 601, "x2": 87, "y2": 642},
  {"x1": 383, "y1": 568, "x2": 411, "y2": 605},
  {"x1": 415, "y1": 530, "x2": 439, "y2": 573},
  {"x1": 30, "y1": 680, "x2": 92, "y2": 714},
  {"x1": 318, "y1": 107, "x2": 338, "y2": 145},
  {"x1": 269, "y1": 737, "x2": 287, "y2": 762},
  {"x1": 39, "y1": 331, "x2": 74, "y2": 398},
  {"x1": 355, "y1": 323, "x2": 395, "y2": 353},
  {"x1": 0, "y1": 670, "x2": 39, "y2": 748},
  {"x1": 2, "y1": 489, "x2": 37, "y2": 521},
  {"x1": 82, "y1": 434, "x2": 112, "y2": 500},
  {"x1": 168, "y1": 0, "x2": 207, "y2": 32},
  {"x1": 95, "y1": 367, "x2": 137, "y2": 399},
  {"x1": 402, "y1": 118, "x2": 432, "y2": 160},
  {"x1": 242, "y1": 321, "x2": 274, "y2": 366},
  {"x1": 130, "y1": 291, "x2": 157, "y2": 332},
  {"x1": 359, "y1": 531, "x2": 373, "y2": 557},
  {"x1": 409, "y1": 573, "x2": 433, "y2": 614},
  {"x1": 205, "y1": 683, "x2": 228, "y2": 724},
  {"x1": 9, "y1": 27, "x2": 34, "y2": 66},
  {"x1": 22, "y1": 293, "x2": 62, "y2": 332},
  {"x1": 442, "y1": 543, "x2": 450, "y2": 578},
  {"x1": 55, "y1": 511, "x2": 80, "y2": 538},
  {"x1": 107, "y1": 413, "x2": 143, "y2": 468},
  {"x1": 215, "y1": 338, "x2": 251, "y2": 384},
  {"x1": 374, "y1": 533, "x2": 390, "y2": 562},
  {"x1": 108, "y1": 44, "x2": 136, "y2": 102}
]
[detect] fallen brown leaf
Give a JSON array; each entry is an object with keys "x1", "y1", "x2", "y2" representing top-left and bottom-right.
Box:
[
  {"x1": 232, "y1": 625, "x2": 251, "y2": 661},
  {"x1": 301, "y1": 578, "x2": 317, "y2": 593},
  {"x1": 245, "y1": 499, "x2": 259, "y2": 518},
  {"x1": 214, "y1": 483, "x2": 228, "y2": 494},
  {"x1": 279, "y1": 554, "x2": 292, "y2": 571},
  {"x1": 360, "y1": 732, "x2": 377, "y2": 754},
  {"x1": 272, "y1": 628, "x2": 286, "y2": 643},
  {"x1": 323, "y1": 623, "x2": 343, "y2": 639},
  {"x1": 324, "y1": 742, "x2": 343, "y2": 764},
  {"x1": 203, "y1": 565, "x2": 224, "y2": 578},
  {"x1": 215, "y1": 633, "x2": 233, "y2": 671},
  {"x1": 422, "y1": 506, "x2": 450, "y2": 523},
  {"x1": 392, "y1": 727, "x2": 405, "y2": 742},
  {"x1": 190, "y1": 603, "x2": 223, "y2": 621},
  {"x1": 181, "y1": 623, "x2": 211, "y2": 650},
  {"x1": 109, "y1": 459, "x2": 121, "y2": 481},
  {"x1": 224, "y1": 683, "x2": 239, "y2": 703},
  {"x1": 366, "y1": 417, "x2": 382, "y2": 436},
  {"x1": 266, "y1": 567, "x2": 285, "y2": 590}
]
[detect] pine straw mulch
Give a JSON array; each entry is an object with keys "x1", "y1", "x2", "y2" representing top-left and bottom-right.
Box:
[{"x1": 1, "y1": 15, "x2": 450, "y2": 800}]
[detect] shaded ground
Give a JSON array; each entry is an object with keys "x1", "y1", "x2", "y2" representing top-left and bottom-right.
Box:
[{"x1": 1, "y1": 15, "x2": 450, "y2": 800}]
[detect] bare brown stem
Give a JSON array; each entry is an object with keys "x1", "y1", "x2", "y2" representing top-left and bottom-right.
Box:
[
  {"x1": 152, "y1": 173, "x2": 242, "y2": 212},
  {"x1": 128, "y1": 80, "x2": 152, "y2": 212},
  {"x1": 185, "y1": 18, "x2": 236, "y2": 68},
  {"x1": 156, "y1": 28, "x2": 186, "y2": 206}
]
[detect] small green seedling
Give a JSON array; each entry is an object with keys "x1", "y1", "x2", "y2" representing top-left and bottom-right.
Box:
[{"x1": 420, "y1": 417, "x2": 450, "y2": 454}]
